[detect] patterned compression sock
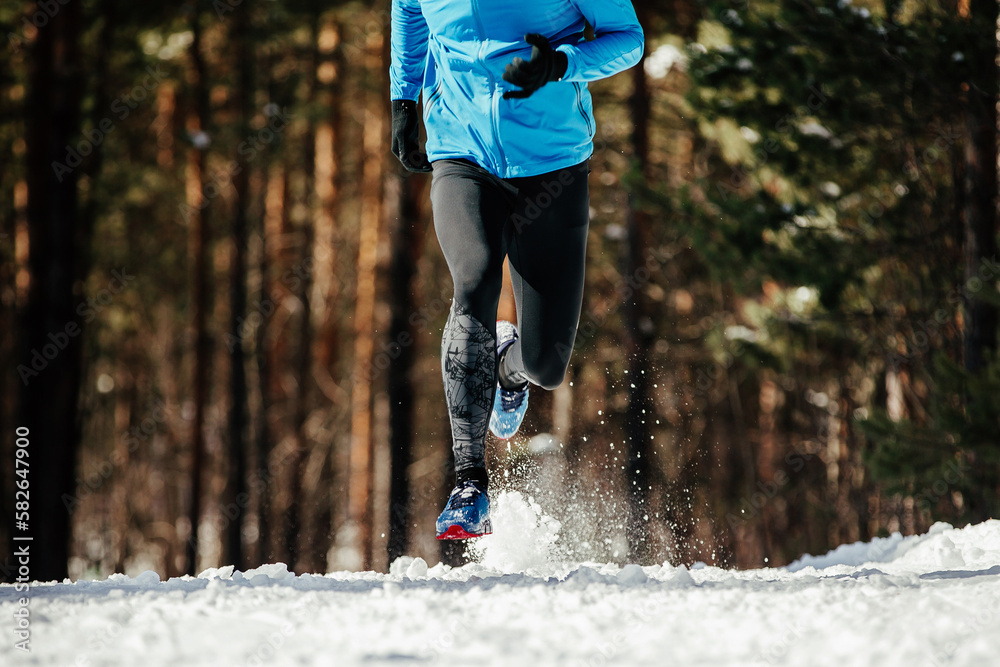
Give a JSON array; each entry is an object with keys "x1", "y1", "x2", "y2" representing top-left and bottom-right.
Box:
[{"x1": 441, "y1": 302, "x2": 496, "y2": 475}]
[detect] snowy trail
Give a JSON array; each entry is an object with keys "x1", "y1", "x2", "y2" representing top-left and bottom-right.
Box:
[{"x1": 3, "y1": 496, "x2": 1000, "y2": 666}]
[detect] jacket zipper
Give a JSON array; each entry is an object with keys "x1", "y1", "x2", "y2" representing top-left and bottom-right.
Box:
[
  {"x1": 574, "y1": 82, "x2": 594, "y2": 136},
  {"x1": 470, "y1": 0, "x2": 507, "y2": 174},
  {"x1": 425, "y1": 80, "x2": 443, "y2": 110}
]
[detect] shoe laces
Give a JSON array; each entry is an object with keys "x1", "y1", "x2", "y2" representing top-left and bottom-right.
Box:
[
  {"x1": 499, "y1": 385, "x2": 527, "y2": 411},
  {"x1": 447, "y1": 481, "x2": 485, "y2": 509}
]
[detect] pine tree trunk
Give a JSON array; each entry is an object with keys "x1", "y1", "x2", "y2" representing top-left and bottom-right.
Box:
[
  {"x1": 225, "y1": 0, "x2": 253, "y2": 570},
  {"x1": 20, "y1": 0, "x2": 86, "y2": 582},
  {"x1": 313, "y1": 21, "x2": 344, "y2": 379},
  {"x1": 185, "y1": 5, "x2": 213, "y2": 576},
  {"x1": 305, "y1": 19, "x2": 344, "y2": 572},
  {"x1": 386, "y1": 173, "x2": 426, "y2": 564},
  {"x1": 623, "y1": 19, "x2": 655, "y2": 563},
  {"x1": 283, "y1": 13, "x2": 320, "y2": 572},
  {"x1": 961, "y1": 82, "x2": 998, "y2": 373},
  {"x1": 256, "y1": 163, "x2": 285, "y2": 565},
  {"x1": 959, "y1": 0, "x2": 999, "y2": 522},
  {"x1": 348, "y1": 33, "x2": 386, "y2": 571}
]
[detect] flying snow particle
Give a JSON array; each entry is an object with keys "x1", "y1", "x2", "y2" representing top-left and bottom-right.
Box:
[
  {"x1": 798, "y1": 121, "x2": 833, "y2": 139},
  {"x1": 644, "y1": 43, "x2": 687, "y2": 79}
]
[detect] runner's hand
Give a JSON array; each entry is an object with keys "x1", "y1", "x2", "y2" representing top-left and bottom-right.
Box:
[
  {"x1": 502, "y1": 33, "x2": 568, "y2": 100},
  {"x1": 391, "y1": 99, "x2": 432, "y2": 173}
]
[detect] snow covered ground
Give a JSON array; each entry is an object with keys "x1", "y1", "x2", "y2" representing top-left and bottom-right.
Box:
[{"x1": 3, "y1": 492, "x2": 1000, "y2": 667}]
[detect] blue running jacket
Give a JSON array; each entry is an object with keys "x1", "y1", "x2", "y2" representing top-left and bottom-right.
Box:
[{"x1": 390, "y1": 0, "x2": 644, "y2": 178}]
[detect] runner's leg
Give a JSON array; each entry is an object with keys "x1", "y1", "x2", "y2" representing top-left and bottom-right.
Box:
[
  {"x1": 430, "y1": 159, "x2": 516, "y2": 485},
  {"x1": 500, "y1": 160, "x2": 590, "y2": 390}
]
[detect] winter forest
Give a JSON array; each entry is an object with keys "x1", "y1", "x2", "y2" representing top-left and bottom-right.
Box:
[{"x1": 2, "y1": 0, "x2": 999, "y2": 592}]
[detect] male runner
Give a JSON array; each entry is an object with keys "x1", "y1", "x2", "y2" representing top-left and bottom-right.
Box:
[{"x1": 389, "y1": 0, "x2": 644, "y2": 539}]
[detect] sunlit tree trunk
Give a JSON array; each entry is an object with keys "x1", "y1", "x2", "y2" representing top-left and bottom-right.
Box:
[
  {"x1": 306, "y1": 18, "x2": 344, "y2": 573},
  {"x1": 313, "y1": 20, "x2": 344, "y2": 383},
  {"x1": 756, "y1": 378, "x2": 779, "y2": 558},
  {"x1": 348, "y1": 29, "x2": 386, "y2": 571}
]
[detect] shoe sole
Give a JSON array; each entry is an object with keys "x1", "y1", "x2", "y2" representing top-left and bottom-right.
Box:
[{"x1": 435, "y1": 521, "x2": 493, "y2": 540}]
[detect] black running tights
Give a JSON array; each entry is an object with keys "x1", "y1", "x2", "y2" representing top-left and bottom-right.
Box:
[{"x1": 430, "y1": 158, "x2": 590, "y2": 474}]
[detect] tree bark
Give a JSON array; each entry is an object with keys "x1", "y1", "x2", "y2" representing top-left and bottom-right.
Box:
[
  {"x1": 623, "y1": 16, "x2": 655, "y2": 564},
  {"x1": 283, "y1": 12, "x2": 320, "y2": 572},
  {"x1": 19, "y1": 0, "x2": 86, "y2": 582},
  {"x1": 184, "y1": 3, "x2": 213, "y2": 576},
  {"x1": 348, "y1": 33, "x2": 386, "y2": 571},
  {"x1": 313, "y1": 21, "x2": 344, "y2": 379},
  {"x1": 386, "y1": 172, "x2": 426, "y2": 564},
  {"x1": 305, "y1": 18, "x2": 344, "y2": 573},
  {"x1": 256, "y1": 163, "x2": 285, "y2": 565},
  {"x1": 961, "y1": 83, "x2": 998, "y2": 373},
  {"x1": 958, "y1": 0, "x2": 1000, "y2": 523},
  {"x1": 225, "y1": 0, "x2": 253, "y2": 570}
]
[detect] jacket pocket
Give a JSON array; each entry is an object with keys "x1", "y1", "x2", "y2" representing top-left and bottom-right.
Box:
[{"x1": 433, "y1": 37, "x2": 477, "y2": 70}]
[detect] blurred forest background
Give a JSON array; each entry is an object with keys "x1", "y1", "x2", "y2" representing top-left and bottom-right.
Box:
[{"x1": 1, "y1": 0, "x2": 998, "y2": 582}]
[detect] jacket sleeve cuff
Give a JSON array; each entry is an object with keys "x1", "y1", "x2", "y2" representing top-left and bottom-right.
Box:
[
  {"x1": 389, "y1": 81, "x2": 422, "y2": 102},
  {"x1": 555, "y1": 45, "x2": 580, "y2": 81}
]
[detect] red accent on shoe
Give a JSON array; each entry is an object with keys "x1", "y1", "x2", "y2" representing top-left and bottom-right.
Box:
[{"x1": 435, "y1": 524, "x2": 493, "y2": 540}]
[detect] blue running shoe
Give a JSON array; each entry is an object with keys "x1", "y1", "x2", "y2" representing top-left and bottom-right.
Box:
[
  {"x1": 489, "y1": 320, "x2": 529, "y2": 439},
  {"x1": 436, "y1": 480, "x2": 492, "y2": 539}
]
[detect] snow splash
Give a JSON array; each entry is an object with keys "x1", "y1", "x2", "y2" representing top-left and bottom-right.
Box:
[{"x1": 467, "y1": 490, "x2": 564, "y2": 574}]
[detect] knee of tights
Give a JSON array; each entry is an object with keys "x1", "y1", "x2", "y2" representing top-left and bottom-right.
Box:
[
  {"x1": 524, "y1": 358, "x2": 568, "y2": 391},
  {"x1": 451, "y1": 291, "x2": 500, "y2": 329}
]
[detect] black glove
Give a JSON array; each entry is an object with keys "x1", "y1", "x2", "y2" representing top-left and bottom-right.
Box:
[
  {"x1": 390, "y1": 99, "x2": 432, "y2": 173},
  {"x1": 502, "y1": 33, "x2": 569, "y2": 100}
]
